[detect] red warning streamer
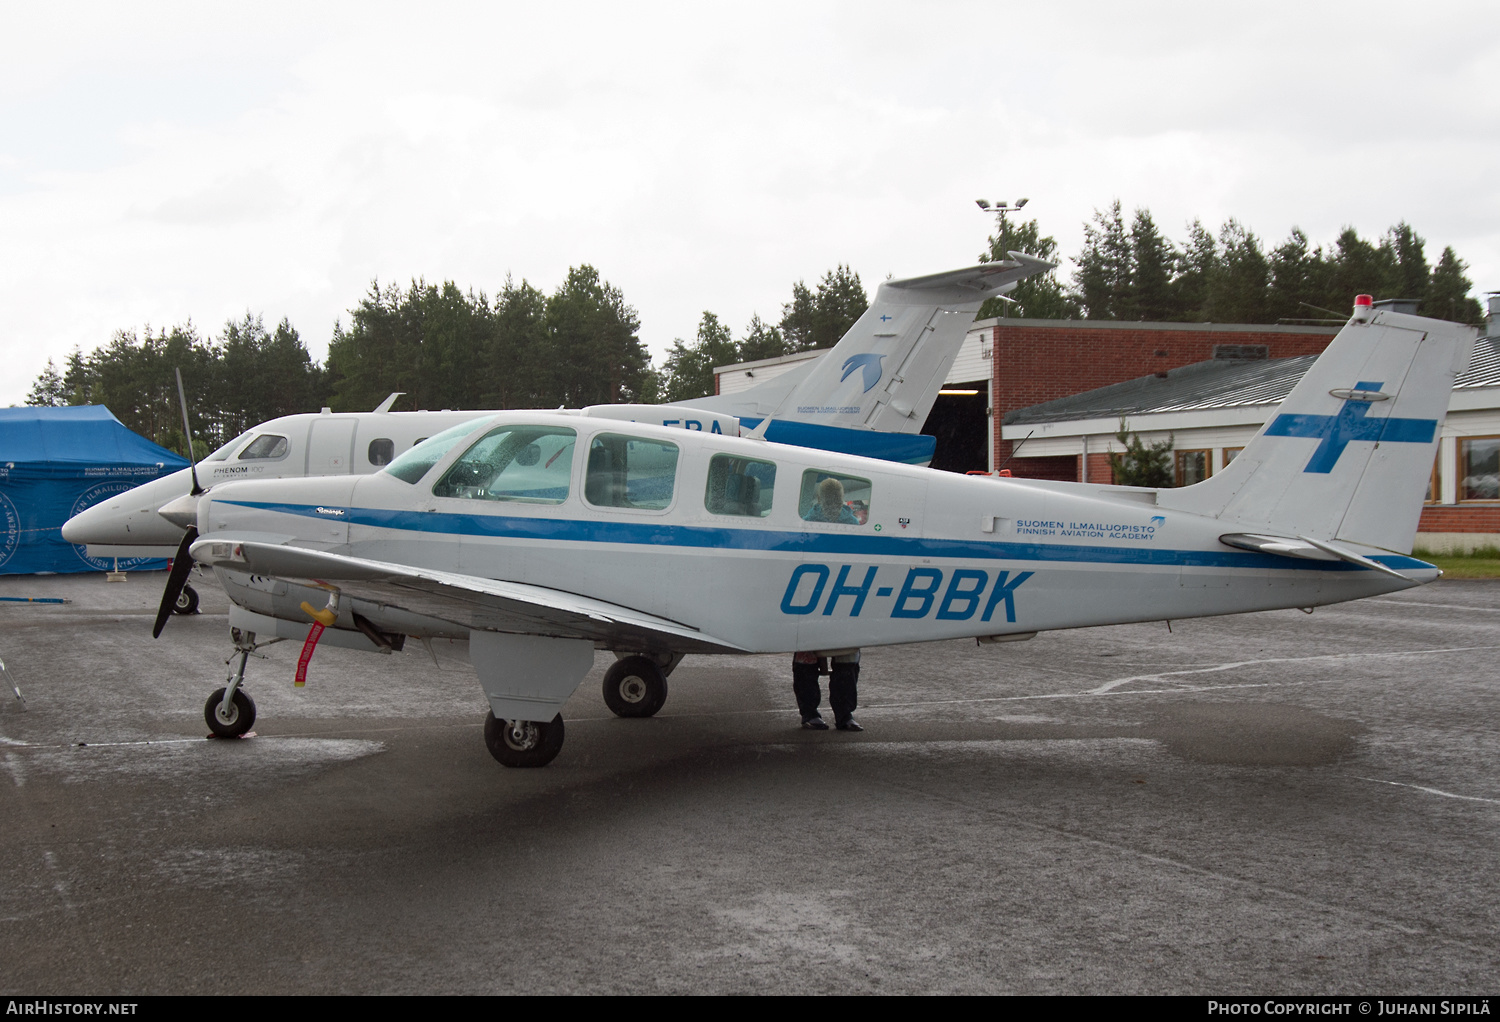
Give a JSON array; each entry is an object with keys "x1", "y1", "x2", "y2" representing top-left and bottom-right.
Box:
[{"x1": 295, "y1": 622, "x2": 326, "y2": 688}]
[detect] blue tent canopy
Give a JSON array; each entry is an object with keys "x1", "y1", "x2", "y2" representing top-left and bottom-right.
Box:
[{"x1": 0, "y1": 406, "x2": 190, "y2": 575}]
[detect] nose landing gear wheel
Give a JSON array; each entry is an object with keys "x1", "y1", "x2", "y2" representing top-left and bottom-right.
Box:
[
  {"x1": 484, "y1": 712, "x2": 565, "y2": 768},
  {"x1": 602, "y1": 656, "x2": 668, "y2": 718},
  {"x1": 205, "y1": 687, "x2": 256, "y2": 738},
  {"x1": 173, "y1": 584, "x2": 200, "y2": 615}
]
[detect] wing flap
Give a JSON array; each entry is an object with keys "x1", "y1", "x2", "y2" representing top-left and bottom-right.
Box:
[{"x1": 191, "y1": 537, "x2": 747, "y2": 654}]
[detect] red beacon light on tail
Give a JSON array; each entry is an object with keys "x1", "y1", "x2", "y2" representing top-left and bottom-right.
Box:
[{"x1": 1351, "y1": 293, "x2": 1374, "y2": 323}]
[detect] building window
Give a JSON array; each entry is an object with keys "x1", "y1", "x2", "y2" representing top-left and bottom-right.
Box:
[
  {"x1": 367, "y1": 438, "x2": 395, "y2": 466},
  {"x1": 1426, "y1": 452, "x2": 1441, "y2": 503},
  {"x1": 1223, "y1": 447, "x2": 1243, "y2": 467},
  {"x1": 1176, "y1": 450, "x2": 1211, "y2": 487},
  {"x1": 799, "y1": 470, "x2": 871, "y2": 525},
  {"x1": 1459, "y1": 437, "x2": 1499, "y2": 501}
]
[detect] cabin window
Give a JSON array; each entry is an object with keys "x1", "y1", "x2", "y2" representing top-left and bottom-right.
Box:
[
  {"x1": 1175, "y1": 450, "x2": 1210, "y2": 487},
  {"x1": 798, "y1": 470, "x2": 871, "y2": 525},
  {"x1": 367, "y1": 438, "x2": 395, "y2": 466},
  {"x1": 584, "y1": 433, "x2": 679, "y2": 510},
  {"x1": 384, "y1": 419, "x2": 487, "y2": 484},
  {"x1": 238, "y1": 434, "x2": 289, "y2": 460},
  {"x1": 705, "y1": 454, "x2": 776, "y2": 518},
  {"x1": 1459, "y1": 437, "x2": 1499, "y2": 500},
  {"x1": 432, "y1": 426, "x2": 577, "y2": 503}
]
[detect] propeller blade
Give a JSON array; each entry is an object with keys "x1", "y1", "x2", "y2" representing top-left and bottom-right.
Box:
[
  {"x1": 153, "y1": 526, "x2": 199, "y2": 639},
  {"x1": 175, "y1": 368, "x2": 203, "y2": 496}
]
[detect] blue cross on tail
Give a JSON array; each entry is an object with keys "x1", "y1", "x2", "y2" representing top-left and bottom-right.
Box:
[{"x1": 1265, "y1": 381, "x2": 1437, "y2": 474}]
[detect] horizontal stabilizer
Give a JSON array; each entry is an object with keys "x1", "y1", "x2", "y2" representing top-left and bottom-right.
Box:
[
  {"x1": 191, "y1": 536, "x2": 748, "y2": 654},
  {"x1": 1219, "y1": 532, "x2": 1419, "y2": 584}
]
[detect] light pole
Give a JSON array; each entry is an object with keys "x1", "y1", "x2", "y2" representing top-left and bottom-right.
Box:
[{"x1": 975, "y1": 197, "x2": 1029, "y2": 253}]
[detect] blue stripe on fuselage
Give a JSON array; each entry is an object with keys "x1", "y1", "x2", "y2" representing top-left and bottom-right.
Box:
[{"x1": 215, "y1": 499, "x2": 1433, "y2": 573}]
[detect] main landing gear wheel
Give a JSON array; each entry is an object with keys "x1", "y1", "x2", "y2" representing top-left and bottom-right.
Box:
[
  {"x1": 602, "y1": 656, "x2": 668, "y2": 718},
  {"x1": 484, "y1": 712, "x2": 565, "y2": 768},
  {"x1": 205, "y1": 686, "x2": 256, "y2": 738},
  {"x1": 173, "y1": 584, "x2": 200, "y2": 615}
]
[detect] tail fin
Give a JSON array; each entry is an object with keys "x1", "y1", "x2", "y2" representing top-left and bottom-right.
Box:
[
  {"x1": 1159, "y1": 303, "x2": 1477, "y2": 553},
  {"x1": 689, "y1": 254, "x2": 1055, "y2": 433}
]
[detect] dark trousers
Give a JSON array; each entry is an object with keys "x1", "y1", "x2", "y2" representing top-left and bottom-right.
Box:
[{"x1": 792, "y1": 658, "x2": 859, "y2": 723}]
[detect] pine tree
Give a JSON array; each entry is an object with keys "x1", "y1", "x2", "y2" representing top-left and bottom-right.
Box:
[
  {"x1": 1127, "y1": 209, "x2": 1177, "y2": 321},
  {"x1": 1109, "y1": 419, "x2": 1174, "y2": 487},
  {"x1": 1209, "y1": 219, "x2": 1271, "y2": 323},
  {"x1": 661, "y1": 312, "x2": 738, "y2": 402},
  {"x1": 1266, "y1": 228, "x2": 1332, "y2": 322},
  {"x1": 25, "y1": 359, "x2": 66, "y2": 406},
  {"x1": 1426, "y1": 247, "x2": 1485, "y2": 325},
  {"x1": 1071, "y1": 201, "x2": 1131, "y2": 319},
  {"x1": 738, "y1": 314, "x2": 788, "y2": 362},
  {"x1": 976, "y1": 218, "x2": 1076, "y2": 319},
  {"x1": 1173, "y1": 220, "x2": 1218, "y2": 321}
]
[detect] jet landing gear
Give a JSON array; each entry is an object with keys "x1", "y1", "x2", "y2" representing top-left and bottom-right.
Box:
[
  {"x1": 602, "y1": 655, "x2": 671, "y2": 718},
  {"x1": 484, "y1": 712, "x2": 565, "y2": 768}
]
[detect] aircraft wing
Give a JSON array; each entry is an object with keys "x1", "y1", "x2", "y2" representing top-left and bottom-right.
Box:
[{"x1": 190, "y1": 537, "x2": 748, "y2": 654}]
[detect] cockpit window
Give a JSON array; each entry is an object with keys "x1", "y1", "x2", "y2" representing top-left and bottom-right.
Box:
[
  {"x1": 206, "y1": 432, "x2": 252, "y2": 462},
  {"x1": 383, "y1": 419, "x2": 488, "y2": 484},
  {"x1": 432, "y1": 426, "x2": 577, "y2": 503},
  {"x1": 238, "y1": 434, "x2": 289, "y2": 460}
]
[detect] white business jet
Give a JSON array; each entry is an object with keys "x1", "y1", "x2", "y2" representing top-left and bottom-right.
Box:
[
  {"x1": 62, "y1": 254, "x2": 1053, "y2": 591},
  {"x1": 159, "y1": 293, "x2": 1473, "y2": 770}
]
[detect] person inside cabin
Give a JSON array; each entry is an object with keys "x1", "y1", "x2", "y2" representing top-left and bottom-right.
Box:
[{"x1": 802, "y1": 476, "x2": 859, "y2": 525}]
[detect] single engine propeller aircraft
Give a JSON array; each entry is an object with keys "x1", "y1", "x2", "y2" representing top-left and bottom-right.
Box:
[
  {"x1": 153, "y1": 292, "x2": 1474, "y2": 770},
  {"x1": 62, "y1": 254, "x2": 1053, "y2": 599}
]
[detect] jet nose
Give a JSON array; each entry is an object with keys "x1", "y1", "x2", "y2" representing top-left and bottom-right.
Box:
[{"x1": 157, "y1": 493, "x2": 200, "y2": 530}]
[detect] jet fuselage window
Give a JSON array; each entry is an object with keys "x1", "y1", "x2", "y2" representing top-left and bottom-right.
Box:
[
  {"x1": 585, "y1": 433, "x2": 679, "y2": 511},
  {"x1": 705, "y1": 454, "x2": 776, "y2": 518},
  {"x1": 384, "y1": 419, "x2": 487, "y2": 484},
  {"x1": 432, "y1": 426, "x2": 577, "y2": 504},
  {"x1": 799, "y1": 470, "x2": 871, "y2": 525},
  {"x1": 238, "y1": 434, "x2": 289, "y2": 460},
  {"x1": 367, "y1": 438, "x2": 395, "y2": 466}
]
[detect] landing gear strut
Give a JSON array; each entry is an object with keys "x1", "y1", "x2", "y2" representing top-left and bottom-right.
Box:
[
  {"x1": 204, "y1": 629, "x2": 279, "y2": 738},
  {"x1": 483, "y1": 712, "x2": 565, "y2": 767},
  {"x1": 173, "y1": 584, "x2": 200, "y2": 616}
]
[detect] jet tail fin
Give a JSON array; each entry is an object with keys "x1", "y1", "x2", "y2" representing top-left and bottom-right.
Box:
[
  {"x1": 689, "y1": 254, "x2": 1055, "y2": 434},
  {"x1": 1159, "y1": 303, "x2": 1477, "y2": 554}
]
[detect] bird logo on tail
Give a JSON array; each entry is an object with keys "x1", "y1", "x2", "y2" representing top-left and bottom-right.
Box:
[{"x1": 841, "y1": 353, "x2": 885, "y2": 393}]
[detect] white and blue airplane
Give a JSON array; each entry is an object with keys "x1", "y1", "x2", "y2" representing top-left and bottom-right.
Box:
[
  {"x1": 62, "y1": 256, "x2": 1052, "y2": 580},
  {"x1": 157, "y1": 293, "x2": 1474, "y2": 769}
]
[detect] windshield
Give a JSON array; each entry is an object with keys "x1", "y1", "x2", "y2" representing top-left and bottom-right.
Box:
[
  {"x1": 383, "y1": 419, "x2": 489, "y2": 484},
  {"x1": 205, "y1": 431, "x2": 253, "y2": 462}
]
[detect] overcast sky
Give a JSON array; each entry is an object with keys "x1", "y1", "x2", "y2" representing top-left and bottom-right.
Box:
[{"x1": 2, "y1": 1, "x2": 1497, "y2": 407}]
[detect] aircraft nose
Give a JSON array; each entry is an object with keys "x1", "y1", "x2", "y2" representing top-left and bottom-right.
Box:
[{"x1": 157, "y1": 493, "x2": 200, "y2": 530}]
